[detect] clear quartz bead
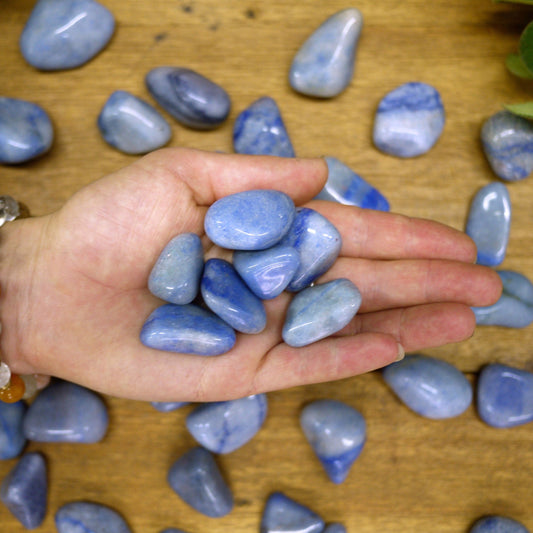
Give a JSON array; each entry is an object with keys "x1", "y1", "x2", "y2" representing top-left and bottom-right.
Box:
[
  {"x1": 0, "y1": 361, "x2": 11, "y2": 388},
  {"x1": 0, "y1": 195, "x2": 20, "y2": 227}
]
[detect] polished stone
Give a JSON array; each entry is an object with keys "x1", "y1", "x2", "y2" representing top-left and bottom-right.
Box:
[
  {"x1": 97, "y1": 90, "x2": 171, "y2": 154},
  {"x1": 0, "y1": 400, "x2": 27, "y2": 460},
  {"x1": 477, "y1": 363, "x2": 533, "y2": 428},
  {"x1": 55, "y1": 501, "x2": 131, "y2": 533},
  {"x1": 324, "y1": 524, "x2": 347, "y2": 533},
  {"x1": 481, "y1": 110, "x2": 533, "y2": 181},
  {"x1": 205, "y1": 190, "x2": 296, "y2": 250},
  {"x1": 140, "y1": 303, "x2": 236, "y2": 356},
  {"x1": 261, "y1": 492, "x2": 324, "y2": 533},
  {"x1": 382, "y1": 354, "x2": 472, "y2": 419},
  {"x1": 465, "y1": 182, "x2": 511, "y2": 267},
  {"x1": 316, "y1": 156, "x2": 390, "y2": 210},
  {"x1": 151, "y1": 401, "x2": 189, "y2": 413},
  {"x1": 300, "y1": 399, "x2": 366, "y2": 484},
  {"x1": 146, "y1": 67, "x2": 230, "y2": 129},
  {"x1": 0, "y1": 452, "x2": 47, "y2": 529},
  {"x1": 148, "y1": 233, "x2": 203, "y2": 305},
  {"x1": 470, "y1": 515, "x2": 530, "y2": 533},
  {"x1": 472, "y1": 270, "x2": 533, "y2": 328},
  {"x1": 373, "y1": 82, "x2": 445, "y2": 157},
  {"x1": 233, "y1": 97, "x2": 295, "y2": 157},
  {"x1": 186, "y1": 394, "x2": 268, "y2": 454},
  {"x1": 0, "y1": 97, "x2": 53, "y2": 164},
  {"x1": 167, "y1": 447, "x2": 233, "y2": 518},
  {"x1": 289, "y1": 8, "x2": 363, "y2": 98},
  {"x1": 23, "y1": 380, "x2": 108, "y2": 443},
  {"x1": 20, "y1": 0, "x2": 115, "y2": 71},
  {"x1": 233, "y1": 245, "x2": 300, "y2": 299}
]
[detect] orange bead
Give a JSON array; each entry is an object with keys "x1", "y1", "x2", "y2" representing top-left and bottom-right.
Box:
[{"x1": 0, "y1": 373, "x2": 26, "y2": 403}]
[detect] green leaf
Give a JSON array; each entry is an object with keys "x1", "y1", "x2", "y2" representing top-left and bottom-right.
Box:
[
  {"x1": 506, "y1": 53, "x2": 533, "y2": 78},
  {"x1": 519, "y1": 21, "x2": 533, "y2": 73},
  {"x1": 504, "y1": 102, "x2": 533, "y2": 119},
  {"x1": 493, "y1": 0, "x2": 533, "y2": 4}
]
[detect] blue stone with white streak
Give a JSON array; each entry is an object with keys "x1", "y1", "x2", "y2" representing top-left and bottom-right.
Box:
[
  {"x1": 382, "y1": 354, "x2": 472, "y2": 419},
  {"x1": 373, "y1": 82, "x2": 445, "y2": 157},
  {"x1": 55, "y1": 501, "x2": 131, "y2": 533},
  {"x1": 465, "y1": 182, "x2": 511, "y2": 267},
  {"x1": 300, "y1": 399, "x2": 366, "y2": 484},
  {"x1": 233, "y1": 97, "x2": 295, "y2": 157},
  {"x1": 261, "y1": 492, "x2": 324, "y2": 533},
  {"x1": 151, "y1": 402, "x2": 189, "y2": 412},
  {"x1": 0, "y1": 401, "x2": 27, "y2": 460},
  {"x1": 470, "y1": 516, "x2": 530, "y2": 533},
  {"x1": 324, "y1": 524, "x2": 347, "y2": 533},
  {"x1": 20, "y1": 0, "x2": 115, "y2": 71}
]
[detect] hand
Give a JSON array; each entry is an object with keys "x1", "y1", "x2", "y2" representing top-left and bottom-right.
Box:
[{"x1": 0, "y1": 148, "x2": 502, "y2": 401}]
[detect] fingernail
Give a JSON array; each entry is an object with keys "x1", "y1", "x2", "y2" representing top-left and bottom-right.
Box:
[{"x1": 396, "y1": 343, "x2": 405, "y2": 361}]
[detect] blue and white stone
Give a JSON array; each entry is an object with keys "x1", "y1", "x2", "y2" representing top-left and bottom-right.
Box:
[
  {"x1": 148, "y1": 233, "x2": 203, "y2": 305},
  {"x1": 140, "y1": 303, "x2": 236, "y2": 356},
  {"x1": 481, "y1": 110, "x2": 533, "y2": 182},
  {"x1": 233, "y1": 245, "x2": 300, "y2": 299},
  {"x1": 289, "y1": 8, "x2": 363, "y2": 98},
  {"x1": 0, "y1": 97, "x2": 53, "y2": 164},
  {"x1": 472, "y1": 270, "x2": 533, "y2": 328},
  {"x1": 97, "y1": 90, "x2": 171, "y2": 154},
  {"x1": 282, "y1": 279, "x2": 361, "y2": 347},
  {"x1": 465, "y1": 182, "x2": 511, "y2": 267},
  {"x1": 382, "y1": 354, "x2": 472, "y2": 419},
  {"x1": 261, "y1": 492, "x2": 324, "y2": 533},
  {"x1": 0, "y1": 401, "x2": 27, "y2": 460},
  {"x1": 0, "y1": 452, "x2": 47, "y2": 529},
  {"x1": 373, "y1": 82, "x2": 445, "y2": 158},
  {"x1": 477, "y1": 363, "x2": 533, "y2": 428},
  {"x1": 300, "y1": 399, "x2": 366, "y2": 484},
  {"x1": 186, "y1": 394, "x2": 267, "y2": 454},
  {"x1": 324, "y1": 524, "x2": 347, "y2": 533},
  {"x1": 20, "y1": 0, "x2": 115, "y2": 71},
  {"x1": 205, "y1": 190, "x2": 296, "y2": 250},
  {"x1": 470, "y1": 515, "x2": 530, "y2": 533},
  {"x1": 279, "y1": 208, "x2": 342, "y2": 292},
  {"x1": 23, "y1": 380, "x2": 108, "y2": 443},
  {"x1": 55, "y1": 501, "x2": 131, "y2": 533},
  {"x1": 201, "y1": 259, "x2": 266, "y2": 334},
  {"x1": 145, "y1": 67, "x2": 230, "y2": 130},
  {"x1": 167, "y1": 447, "x2": 233, "y2": 518},
  {"x1": 233, "y1": 97, "x2": 295, "y2": 157},
  {"x1": 151, "y1": 402, "x2": 189, "y2": 413}
]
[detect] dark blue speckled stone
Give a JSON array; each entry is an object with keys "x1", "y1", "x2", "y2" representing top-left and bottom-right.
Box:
[
  {"x1": 55, "y1": 501, "x2": 131, "y2": 533},
  {"x1": 261, "y1": 492, "x2": 324, "y2": 533},
  {"x1": 0, "y1": 401, "x2": 27, "y2": 460},
  {"x1": 470, "y1": 515, "x2": 530, "y2": 533}
]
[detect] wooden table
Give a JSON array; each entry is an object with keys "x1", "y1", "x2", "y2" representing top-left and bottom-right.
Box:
[{"x1": 1, "y1": 0, "x2": 533, "y2": 531}]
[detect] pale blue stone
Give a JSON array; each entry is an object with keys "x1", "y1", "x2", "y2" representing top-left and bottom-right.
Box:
[
  {"x1": 279, "y1": 208, "x2": 342, "y2": 292},
  {"x1": 140, "y1": 303, "x2": 236, "y2": 356},
  {"x1": 477, "y1": 363, "x2": 533, "y2": 428},
  {"x1": 472, "y1": 270, "x2": 533, "y2": 328},
  {"x1": 151, "y1": 402, "x2": 189, "y2": 413},
  {"x1": 148, "y1": 233, "x2": 203, "y2": 305},
  {"x1": 289, "y1": 8, "x2": 363, "y2": 98},
  {"x1": 233, "y1": 97, "x2": 295, "y2": 157},
  {"x1": 382, "y1": 354, "x2": 472, "y2": 419},
  {"x1": 0, "y1": 97, "x2": 53, "y2": 164},
  {"x1": 324, "y1": 524, "x2": 347, "y2": 533},
  {"x1": 0, "y1": 401, "x2": 27, "y2": 460},
  {"x1": 146, "y1": 67, "x2": 230, "y2": 130},
  {"x1": 186, "y1": 394, "x2": 267, "y2": 454},
  {"x1": 373, "y1": 82, "x2": 445, "y2": 157},
  {"x1": 470, "y1": 516, "x2": 530, "y2": 533},
  {"x1": 282, "y1": 279, "x2": 361, "y2": 347},
  {"x1": 55, "y1": 501, "x2": 131, "y2": 533},
  {"x1": 481, "y1": 110, "x2": 533, "y2": 181},
  {"x1": 233, "y1": 245, "x2": 300, "y2": 299},
  {"x1": 300, "y1": 399, "x2": 366, "y2": 484},
  {"x1": 465, "y1": 182, "x2": 511, "y2": 267},
  {"x1": 97, "y1": 90, "x2": 171, "y2": 155},
  {"x1": 261, "y1": 492, "x2": 324, "y2": 533},
  {"x1": 1, "y1": 452, "x2": 47, "y2": 529},
  {"x1": 316, "y1": 156, "x2": 390, "y2": 210},
  {"x1": 20, "y1": 0, "x2": 115, "y2": 71},
  {"x1": 205, "y1": 190, "x2": 296, "y2": 250},
  {"x1": 23, "y1": 380, "x2": 108, "y2": 443},
  {"x1": 168, "y1": 447, "x2": 233, "y2": 518}
]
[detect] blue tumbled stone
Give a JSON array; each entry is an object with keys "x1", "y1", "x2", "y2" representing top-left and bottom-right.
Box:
[
  {"x1": 465, "y1": 182, "x2": 511, "y2": 267},
  {"x1": 233, "y1": 97, "x2": 295, "y2": 157},
  {"x1": 0, "y1": 97, "x2": 53, "y2": 164},
  {"x1": 20, "y1": 0, "x2": 115, "y2": 71},
  {"x1": 140, "y1": 303, "x2": 236, "y2": 356},
  {"x1": 55, "y1": 501, "x2": 131, "y2": 533},
  {"x1": 146, "y1": 67, "x2": 231, "y2": 130},
  {"x1": 205, "y1": 190, "x2": 296, "y2": 250},
  {"x1": 382, "y1": 354, "x2": 472, "y2": 419},
  {"x1": 289, "y1": 8, "x2": 363, "y2": 98},
  {"x1": 148, "y1": 233, "x2": 203, "y2": 305},
  {"x1": 324, "y1": 524, "x2": 347, "y2": 533},
  {"x1": 300, "y1": 399, "x2": 366, "y2": 484},
  {"x1": 373, "y1": 82, "x2": 445, "y2": 158},
  {"x1": 23, "y1": 380, "x2": 108, "y2": 443},
  {"x1": 186, "y1": 394, "x2": 268, "y2": 454},
  {"x1": 261, "y1": 492, "x2": 324, "y2": 533},
  {"x1": 481, "y1": 110, "x2": 533, "y2": 182},
  {"x1": 151, "y1": 402, "x2": 189, "y2": 413},
  {"x1": 0, "y1": 452, "x2": 47, "y2": 529},
  {"x1": 477, "y1": 363, "x2": 533, "y2": 428},
  {"x1": 470, "y1": 515, "x2": 530, "y2": 533},
  {"x1": 0, "y1": 401, "x2": 27, "y2": 460},
  {"x1": 472, "y1": 270, "x2": 533, "y2": 328},
  {"x1": 280, "y1": 208, "x2": 342, "y2": 292},
  {"x1": 168, "y1": 447, "x2": 233, "y2": 518}
]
